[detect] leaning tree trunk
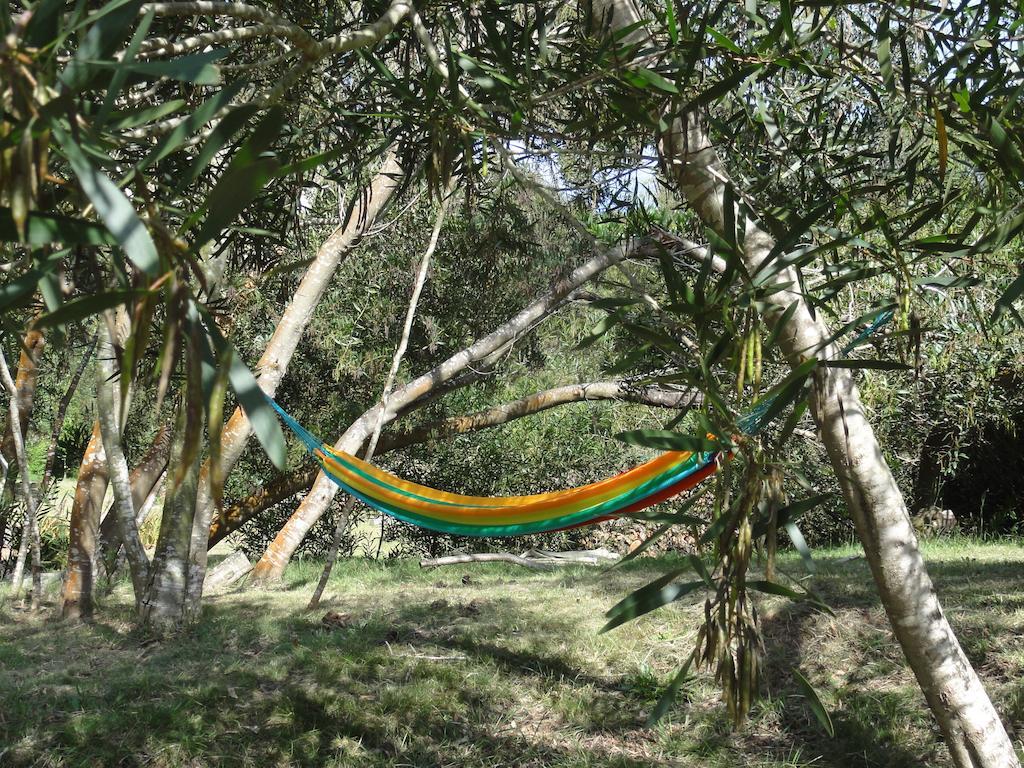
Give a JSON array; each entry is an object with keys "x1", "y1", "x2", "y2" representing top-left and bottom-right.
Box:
[
  {"x1": 309, "y1": 179, "x2": 453, "y2": 608},
  {"x1": 180, "y1": 151, "x2": 407, "y2": 622},
  {"x1": 249, "y1": 239, "x2": 639, "y2": 584},
  {"x1": 587, "y1": 2, "x2": 1020, "y2": 764}
]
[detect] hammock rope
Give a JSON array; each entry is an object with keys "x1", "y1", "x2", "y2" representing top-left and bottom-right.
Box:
[{"x1": 268, "y1": 309, "x2": 893, "y2": 537}]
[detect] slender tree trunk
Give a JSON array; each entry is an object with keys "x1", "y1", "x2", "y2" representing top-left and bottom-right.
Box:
[
  {"x1": 98, "y1": 422, "x2": 173, "y2": 568},
  {"x1": 60, "y1": 422, "x2": 170, "y2": 618},
  {"x1": 0, "y1": 328, "x2": 45, "y2": 569},
  {"x1": 587, "y1": 2, "x2": 1020, "y2": 763},
  {"x1": 181, "y1": 151, "x2": 408, "y2": 622},
  {"x1": 60, "y1": 423, "x2": 108, "y2": 620},
  {"x1": 42, "y1": 336, "x2": 95, "y2": 493},
  {"x1": 95, "y1": 324, "x2": 149, "y2": 607},
  {"x1": 309, "y1": 180, "x2": 454, "y2": 609},
  {"x1": 1, "y1": 329, "x2": 45, "y2": 465},
  {"x1": 0, "y1": 348, "x2": 42, "y2": 608},
  {"x1": 140, "y1": 409, "x2": 201, "y2": 633},
  {"x1": 250, "y1": 239, "x2": 639, "y2": 583}
]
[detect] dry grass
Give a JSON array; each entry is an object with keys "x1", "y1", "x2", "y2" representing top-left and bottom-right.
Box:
[{"x1": 0, "y1": 539, "x2": 1022, "y2": 767}]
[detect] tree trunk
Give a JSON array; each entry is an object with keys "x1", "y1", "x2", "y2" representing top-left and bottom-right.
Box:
[
  {"x1": 140, "y1": 408, "x2": 200, "y2": 633},
  {"x1": 61, "y1": 421, "x2": 170, "y2": 619},
  {"x1": 1, "y1": 329, "x2": 45, "y2": 465},
  {"x1": 0, "y1": 328, "x2": 45, "y2": 562},
  {"x1": 587, "y1": 2, "x2": 1019, "y2": 763},
  {"x1": 98, "y1": 422, "x2": 173, "y2": 569},
  {"x1": 249, "y1": 239, "x2": 638, "y2": 584},
  {"x1": 181, "y1": 150, "x2": 408, "y2": 622},
  {"x1": 661, "y1": 99, "x2": 1019, "y2": 768},
  {"x1": 60, "y1": 423, "x2": 108, "y2": 620},
  {"x1": 0, "y1": 347, "x2": 42, "y2": 608},
  {"x1": 95, "y1": 324, "x2": 149, "y2": 607}
]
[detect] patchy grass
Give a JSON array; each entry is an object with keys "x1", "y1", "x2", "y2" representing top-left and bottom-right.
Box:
[{"x1": 0, "y1": 539, "x2": 1022, "y2": 767}]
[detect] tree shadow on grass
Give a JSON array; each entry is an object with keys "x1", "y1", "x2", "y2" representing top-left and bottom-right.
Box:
[
  {"x1": 0, "y1": 592, "x2": 672, "y2": 767},
  {"x1": 1, "y1": 554, "x2": 1021, "y2": 767}
]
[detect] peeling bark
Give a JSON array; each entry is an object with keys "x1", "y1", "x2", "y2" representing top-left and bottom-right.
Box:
[
  {"x1": 0, "y1": 329, "x2": 45, "y2": 465},
  {"x1": 0, "y1": 329, "x2": 45, "y2": 561},
  {"x1": 60, "y1": 423, "x2": 108, "y2": 620}
]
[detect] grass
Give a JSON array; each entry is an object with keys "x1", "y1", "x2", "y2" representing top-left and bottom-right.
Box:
[{"x1": 0, "y1": 538, "x2": 1022, "y2": 767}]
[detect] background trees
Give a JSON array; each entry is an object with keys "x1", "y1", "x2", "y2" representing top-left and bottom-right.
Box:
[{"x1": 1, "y1": 1, "x2": 1022, "y2": 765}]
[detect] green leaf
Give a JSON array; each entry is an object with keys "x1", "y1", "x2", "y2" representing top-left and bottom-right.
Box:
[
  {"x1": 24, "y1": 0, "x2": 64, "y2": 47},
  {"x1": 627, "y1": 67, "x2": 679, "y2": 94},
  {"x1": 602, "y1": 570, "x2": 705, "y2": 632},
  {"x1": 182, "y1": 104, "x2": 261, "y2": 185},
  {"x1": 0, "y1": 208, "x2": 117, "y2": 246},
  {"x1": 33, "y1": 289, "x2": 142, "y2": 329},
  {"x1": 707, "y1": 27, "x2": 741, "y2": 54},
  {"x1": 777, "y1": 492, "x2": 831, "y2": 527},
  {"x1": 0, "y1": 259, "x2": 61, "y2": 313},
  {"x1": 140, "y1": 79, "x2": 245, "y2": 171},
  {"x1": 196, "y1": 304, "x2": 286, "y2": 470},
  {"x1": 784, "y1": 521, "x2": 815, "y2": 573},
  {"x1": 105, "y1": 99, "x2": 187, "y2": 130},
  {"x1": 96, "y1": 48, "x2": 226, "y2": 85},
  {"x1": 615, "y1": 430, "x2": 721, "y2": 453},
  {"x1": 994, "y1": 266, "x2": 1024, "y2": 321},
  {"x1": 665, "y1": 0, "x2": 678, "y2": 45},
  {"x1": 52, "y1": 126, "x2": 160, "y2": 277},
  {"x1": 647, "y1": 653, "x2": 695, "y2": 725},
  {"x1": 577, "y1": 308, "x2": 624, "y2": 349},
  {"x1": 97, "y1": 8, "x2": 153, "y2": 126},
  {"x1": 876, "y1": 25, "x2": 893, "y2": 91},
  {"x1": 743, "y1": 358, "x2": 817, "y2": 434},
  {"x1": 60, "y1": 0, "x2": 143, "y2": 92},
  {"x1": 190, "y1": 107, "x2": 284, "y2": 247},
  {"x1": 793, "y1": 668, "x2": 834, "y2": 737}
]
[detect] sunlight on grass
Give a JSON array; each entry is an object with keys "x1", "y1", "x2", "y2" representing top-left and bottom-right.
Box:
[{"x1": 1, "y1": 540, "x2": 1022, "y2": 767}]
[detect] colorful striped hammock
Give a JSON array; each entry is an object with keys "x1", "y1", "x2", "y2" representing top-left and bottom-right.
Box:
[
  {"x1": 269, "y1": 400, "x2": 720, "y2": 536},
  {"x1": 268, "y1": 309, "x2": 893, "y2": 537}
]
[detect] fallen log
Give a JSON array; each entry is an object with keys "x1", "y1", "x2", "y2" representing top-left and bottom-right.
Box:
[
  {"x1": 203, "y1": 551, "x2": 252, "y2": 591},
  {"x1": 419, "y1": 553, "x2": 556, "y2": 570},
  {"x1": 418, "y1": 549, "x2": 621, "y2": 570}
]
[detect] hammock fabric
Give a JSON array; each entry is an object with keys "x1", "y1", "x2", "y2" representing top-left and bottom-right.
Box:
[
  {"x1": 269, "y1": 401, "x2": 719, "y2": 537},
  {"x1": 268, "y1": 309, "x2": 893, "y2": 537}
]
